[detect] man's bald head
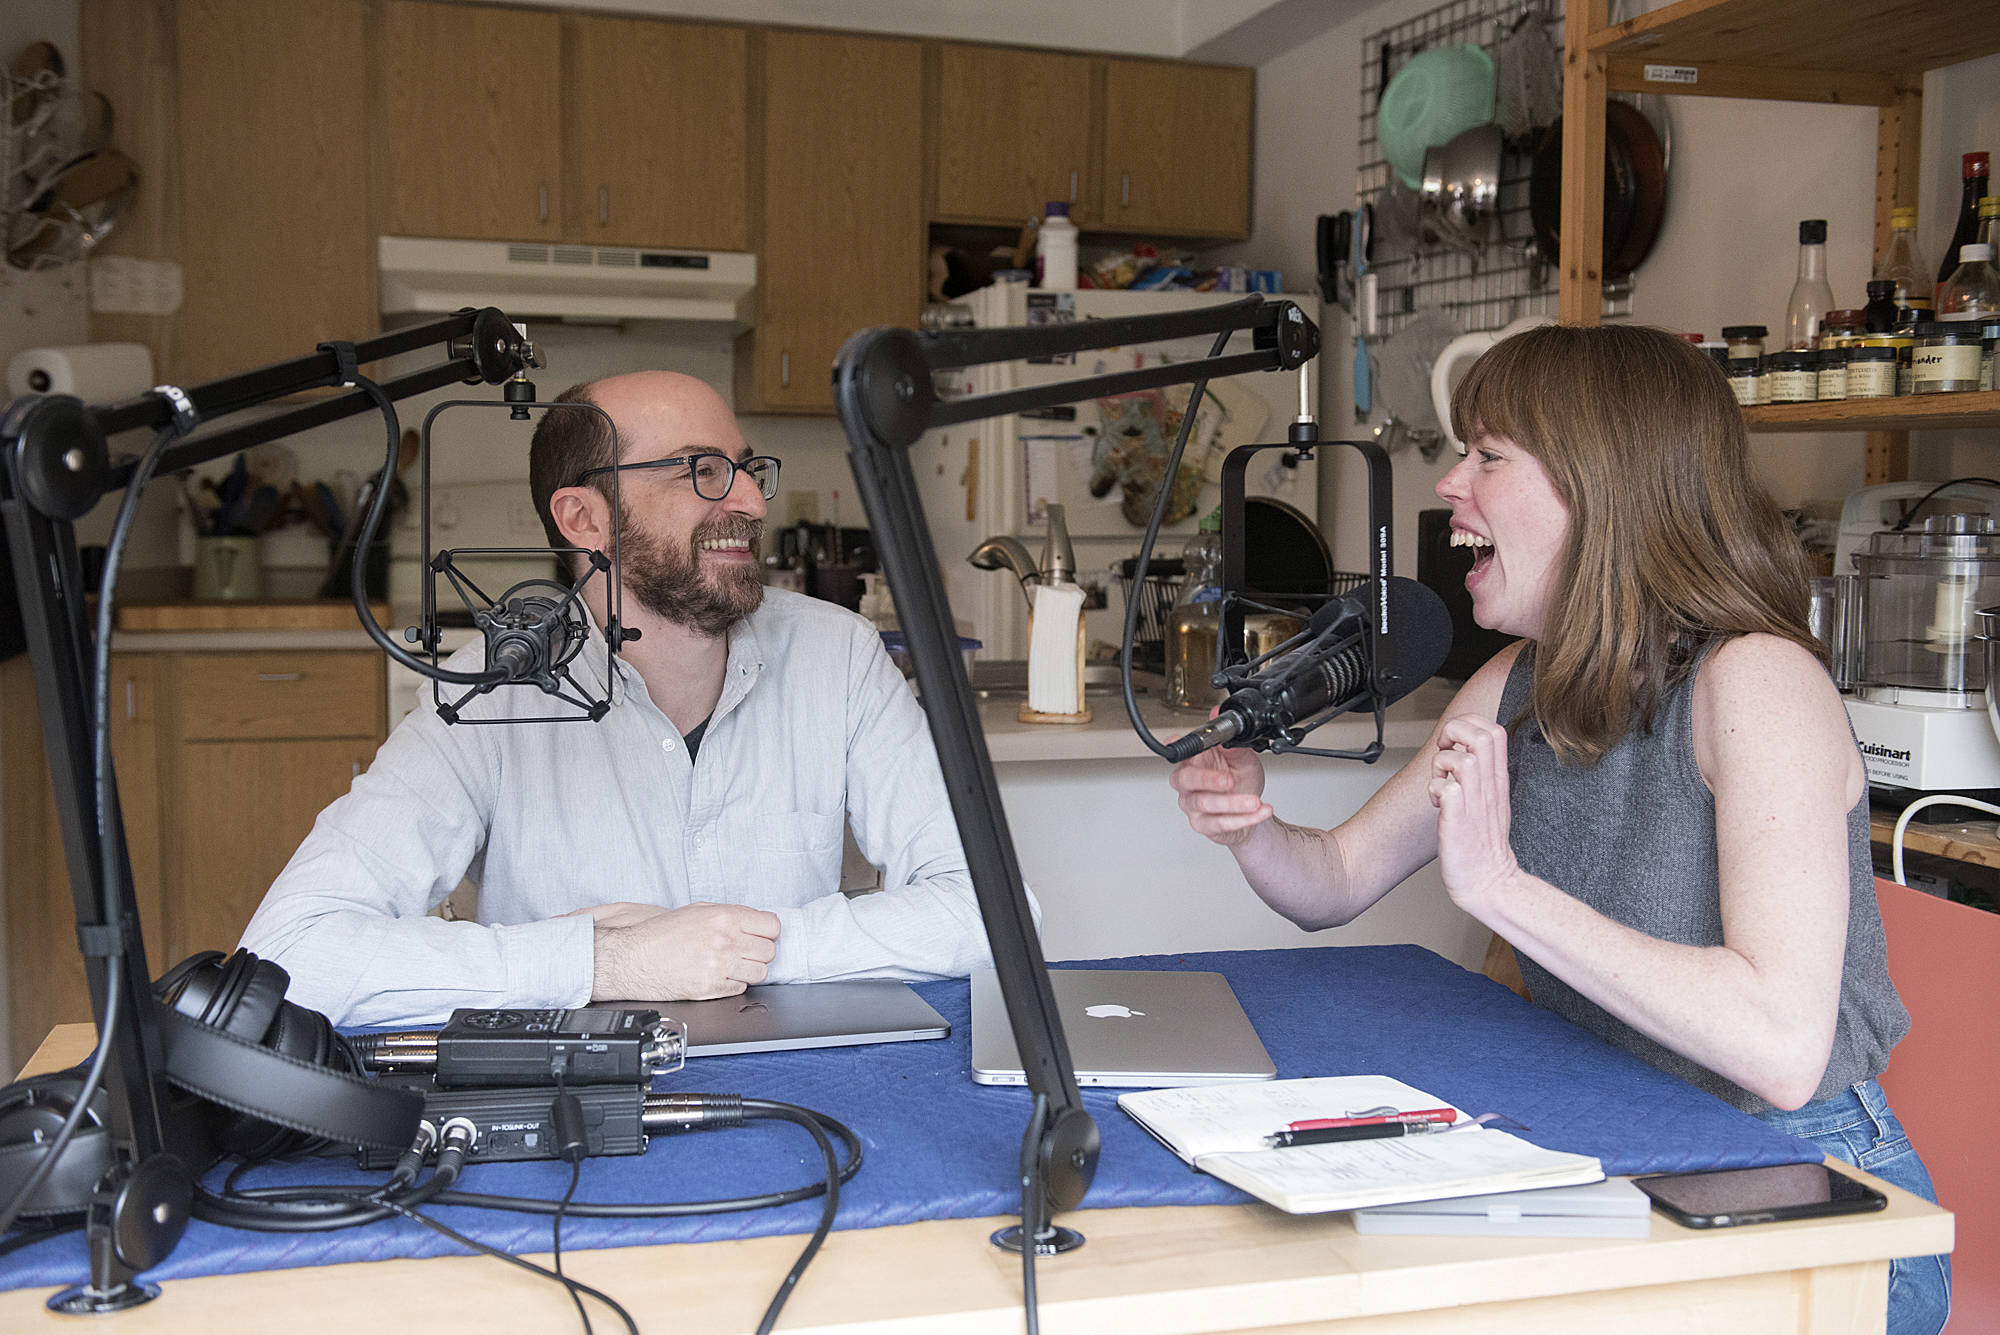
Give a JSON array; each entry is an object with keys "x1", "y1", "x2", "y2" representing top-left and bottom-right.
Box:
[{"x1": 526, "y1": 371, "x2": 744, "y2": 554}]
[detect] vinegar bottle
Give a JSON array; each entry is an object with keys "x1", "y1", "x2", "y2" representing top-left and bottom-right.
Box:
[{"x1": 1784, "y1": 219, "x2": 1836, "y2": 350}]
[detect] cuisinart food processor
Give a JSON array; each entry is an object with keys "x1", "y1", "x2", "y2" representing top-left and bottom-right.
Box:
[{"x1": 1844, "y1": 513, "x2": 2000, "y2": 796}]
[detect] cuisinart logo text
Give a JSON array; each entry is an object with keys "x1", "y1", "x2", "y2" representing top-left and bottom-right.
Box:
[{"x1": 1861, "y1": 742, "x2": 1913, "y2": 763}]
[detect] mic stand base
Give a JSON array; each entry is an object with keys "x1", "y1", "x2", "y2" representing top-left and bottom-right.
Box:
[
  {"x1": 48, "y1": 1280, "x2": 161, "y2": 1316},
  {"x1": 989, "y1": 1222, "x2": 1086, "y2": 1256}
]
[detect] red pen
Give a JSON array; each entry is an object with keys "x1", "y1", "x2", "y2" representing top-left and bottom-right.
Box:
[{"x1": 1287, "y1": 1108, "x2": 1457, "y2": 1131}]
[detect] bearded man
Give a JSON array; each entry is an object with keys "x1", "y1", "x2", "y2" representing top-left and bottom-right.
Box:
[{"x1": 240, "y1": 371, "x2": 987, "y2": 1026}]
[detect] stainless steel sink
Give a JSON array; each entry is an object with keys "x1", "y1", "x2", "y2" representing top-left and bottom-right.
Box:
[{"x1": 968, "y1": 660, "x2": 1152, "y2": 699}]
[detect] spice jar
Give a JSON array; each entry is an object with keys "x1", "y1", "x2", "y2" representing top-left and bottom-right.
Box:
[
  {"x1": 1727, "y1": 357, "x2": 1760, "y2": 406},
  {"x1": 1846, "y1": 342, "x2": 1899, "y2": 398},
  {"x1": 1822, "y1": 309, "x2": 1866, "y2": 347},
  {"x1": 1982, "y1": 319, "x2": 1999, "y2": 392},
  {"x1": 1722, "y1": 325, "x2": 1768, "y2": 360},
  {"x1": 1697, "y1": 340, "x2": 1730, "y2": 373},
  {"x1": 1767, "y1": 350, "x2": 1818, "y2": 402},
  {"x1": 1910, "y1": 322, "x2": 1986, "y2": 394},
  {"x1": 1816, "y1": 346, "x2": 1848, "y2": 401}
]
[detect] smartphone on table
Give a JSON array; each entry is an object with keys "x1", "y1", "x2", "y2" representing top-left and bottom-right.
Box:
[{"x1": 1634, "y1": 1162, "x2": 1889, "y2": 1229}]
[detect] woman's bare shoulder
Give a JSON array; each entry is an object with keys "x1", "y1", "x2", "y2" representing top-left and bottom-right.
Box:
[{"x1": 1444, "y1": 639, "x2": 1529, "y2": 723}]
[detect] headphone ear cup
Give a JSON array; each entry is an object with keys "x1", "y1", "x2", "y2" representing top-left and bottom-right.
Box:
[
  {"x1": 218, "y1": 953, "x2": 290, "y2": 1046},
  {"x1": 0, "y1": 1070, "x2": 112, "y2": 1218},
  {"x1": 154, "y1": 950, "x2": 329, "y2": 1160}
]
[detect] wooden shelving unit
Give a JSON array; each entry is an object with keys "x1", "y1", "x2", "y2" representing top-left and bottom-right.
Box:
[
  {"x1": 1869, "y1": 813, "x2": 2000, "y2": 871},
  {"x1": 1743, "y1": 390, "x2": 2000, "y2": 435},
  {"x1": 1561, "y1": 0, "x2": 2000, "y2": 485}
]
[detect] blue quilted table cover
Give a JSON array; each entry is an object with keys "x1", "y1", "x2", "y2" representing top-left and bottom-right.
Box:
[{"x1": 0, "y1": 944, "x2": 1819, "y2": 1291}]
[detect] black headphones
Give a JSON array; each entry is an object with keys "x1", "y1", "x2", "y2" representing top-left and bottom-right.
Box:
[{"x1": 0, "y1": 950, "x2": 423, "y2": 1219}]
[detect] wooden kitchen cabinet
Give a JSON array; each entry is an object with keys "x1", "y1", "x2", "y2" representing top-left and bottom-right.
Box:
[
  {"x1": 156, "y1": 651, "x2": 385, "y2": 963},
  {"x1": 736, "y1": 29, "x2": 926, "y2": 414},
  {"x1": 2, "y1": 656, "x2": 163, "y2": 1065},
  {"x1": 379, "y1": 0, "x2": 564, "y2": 242},
  {"x1": 0, "y1": 650, "x2": 384, "y2": 1063},
  {"x1": 1099, "y1": 59, "x2": 1254, "y2": 239},
  {"x1": 562, "y1": 16, "x2": 750, "y2": 250},
  {"x1": 934, "y1": 43, "x2": 1097, "y2": 227},
  {"x1": 82, "y1": 0, "x2": 375, "y2": 385}
]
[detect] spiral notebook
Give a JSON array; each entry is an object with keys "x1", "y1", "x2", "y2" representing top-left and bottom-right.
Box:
[{"x1": 1117, "y1": 1074, "x2": 1603, "y2": 1214}]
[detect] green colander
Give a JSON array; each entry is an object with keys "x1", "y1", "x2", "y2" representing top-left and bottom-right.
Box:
[{"x1": 1378, "y1": 44, "x2": 1496, "y2": 190}]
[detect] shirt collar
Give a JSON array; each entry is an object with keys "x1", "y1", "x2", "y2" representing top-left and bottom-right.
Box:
[{"x1": 568, "y1": 597, "x2": 769, "y2": 721}]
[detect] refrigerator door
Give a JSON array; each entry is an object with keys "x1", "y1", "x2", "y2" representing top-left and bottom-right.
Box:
[{"x1": 914, "y1": 286, "x2": 1322, "y2": 659}]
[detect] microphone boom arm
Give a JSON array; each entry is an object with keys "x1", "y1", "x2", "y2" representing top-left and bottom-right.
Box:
[{"x1": 832, "y1": 297, "x2": 1345, "y2": 1252}]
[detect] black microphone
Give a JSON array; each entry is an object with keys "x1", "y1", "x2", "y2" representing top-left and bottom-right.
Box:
[
  {"x1": 1162, "y1": 576, "x2": 1453, "y2": 762},
  {"x1": 475, "y1": 583, "x2": 587, "y2": 693}
]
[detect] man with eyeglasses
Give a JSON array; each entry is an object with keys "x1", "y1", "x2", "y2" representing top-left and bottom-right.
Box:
[{"x1": 240, "y1": 371, "x2": 988, "y2": 1026}]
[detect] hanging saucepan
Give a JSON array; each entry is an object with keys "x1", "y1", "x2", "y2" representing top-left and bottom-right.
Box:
[{"x1": 1527, "y1": 100, "x2": 1667, "y2": 280}]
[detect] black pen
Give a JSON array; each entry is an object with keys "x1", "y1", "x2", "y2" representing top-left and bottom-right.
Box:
[{"x1": 1264, "y1": 1120, "x2": 1451, "y2": 1148}]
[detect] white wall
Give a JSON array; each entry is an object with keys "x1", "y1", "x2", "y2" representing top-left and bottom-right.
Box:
[{"x1": 1220, "y1": 0, "x2": 2000, "y2": 578}]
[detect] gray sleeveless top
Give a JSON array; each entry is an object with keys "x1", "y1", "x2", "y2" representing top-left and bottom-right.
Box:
[{"x1": 1498, "y1": 644, "x2": 1908, "y2": 1113}]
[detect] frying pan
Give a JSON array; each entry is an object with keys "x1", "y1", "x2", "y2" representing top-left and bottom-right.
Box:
[{"x1": 1527, "y1": 100, "x2": 1667, "y2": 280}]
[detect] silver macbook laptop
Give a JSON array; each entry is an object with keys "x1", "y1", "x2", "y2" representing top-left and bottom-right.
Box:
[
  {"x1": 615, "y1": 981, "x2": 949, "y2": 1057},
  {"x1": 969, "y1": 968, "x2": 1276, "y2": 1088}
]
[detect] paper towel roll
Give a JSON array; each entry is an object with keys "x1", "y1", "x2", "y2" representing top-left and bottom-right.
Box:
[
  {"x1": 7, "y1": 342, "x2": 155, "y2": 402},
  {"x1": 1026, "y1": 583, "x2": 1087, "y2": 716}
]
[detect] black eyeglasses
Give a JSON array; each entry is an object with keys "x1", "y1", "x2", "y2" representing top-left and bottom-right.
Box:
[{"x1": 575, "y1": 453, "x2": 782, "y2": 501}]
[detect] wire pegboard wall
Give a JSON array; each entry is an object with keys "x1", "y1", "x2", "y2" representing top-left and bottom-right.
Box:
[{"x1": 1357, "y1": 0, "x2": 1568, "y2": 340}]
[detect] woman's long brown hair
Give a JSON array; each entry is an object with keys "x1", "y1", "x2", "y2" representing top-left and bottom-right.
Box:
[{"x1": 1450, "y1": 323, "x2": 1821, "y2": 764}]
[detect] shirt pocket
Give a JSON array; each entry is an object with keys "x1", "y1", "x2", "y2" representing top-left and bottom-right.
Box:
[{"x1": 712, "y1": 810, "x2": 844, "y2": 910}]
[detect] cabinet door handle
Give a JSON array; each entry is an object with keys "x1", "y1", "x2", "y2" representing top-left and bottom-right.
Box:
[
  {"x1": 1070, "y1": 170, "x2": 1078, "y2": 203},
  {"x1": 352, "y1": 761, "x2": 362, "y2": 779},
  {"x1": 780, "y1": 351, "x2": 790, "y2": 388},
  {"x1": 1121, "y1": 173, "x2": 1130, "y2": 208},
  {"x1": 539, "y1": 184, "x2": 549, "y2": 223},
  {"x1": 599, "y1": 185, "x2": 609, "y2": 226},
  {"x1": 256, "y1": 672, "x2": 303, "y2": 682},
  {"x1": 124, "y1": 679, "x2": 135, "y2": 719}
]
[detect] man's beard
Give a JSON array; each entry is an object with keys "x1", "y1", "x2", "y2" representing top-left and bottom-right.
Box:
[{"x1": 618, "y1": 509, "x2": 764, "y2": 637}]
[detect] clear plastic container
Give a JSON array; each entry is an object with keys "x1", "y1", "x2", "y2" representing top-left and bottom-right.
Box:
[
  {"x1": 1873, "y1": 206, "x2": 1932, "y2": 311},
  {"x1": 1937, "y1": 242, "x2": 2000, "y2": 323}
]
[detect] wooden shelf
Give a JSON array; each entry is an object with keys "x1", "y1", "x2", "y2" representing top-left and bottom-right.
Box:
[
  {"x1": 1743, "y1": 390, "x2": 2000, "y2": 434},
  {"x1": 1588, "y1": 0, "x2": 2000, "y2": 93},
  {"x1": 1870, "y1": 813, "x2": 2000, "y2": 871}
]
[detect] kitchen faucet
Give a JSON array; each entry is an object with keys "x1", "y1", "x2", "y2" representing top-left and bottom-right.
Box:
[{"x1": 969, "y1": 504, "x2": 1077, "y2": 610}]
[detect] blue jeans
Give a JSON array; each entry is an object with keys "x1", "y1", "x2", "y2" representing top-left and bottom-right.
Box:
[{"x1": 1756, "y1": 1078, "x2": 1950, "y2": 1335}]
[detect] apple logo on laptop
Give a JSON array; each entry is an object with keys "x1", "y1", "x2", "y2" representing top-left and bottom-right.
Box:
[{"x1": 1083, "y1": 1004, "x2": 1145, "y2": 1019}]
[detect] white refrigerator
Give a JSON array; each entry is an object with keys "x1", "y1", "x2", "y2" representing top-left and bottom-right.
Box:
[{"x1": 913, "y1": 285, "x2": 1322, "y2": 660}]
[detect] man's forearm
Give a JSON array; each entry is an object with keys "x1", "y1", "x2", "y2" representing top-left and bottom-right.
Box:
[{"x1": 243, "y1": 904, "x2": 594, "y2": 1026}]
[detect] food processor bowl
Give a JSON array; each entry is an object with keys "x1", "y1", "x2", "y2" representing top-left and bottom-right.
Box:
[{"x1": 1853, "y1": 515, "x2": 2000, "y2": 708}]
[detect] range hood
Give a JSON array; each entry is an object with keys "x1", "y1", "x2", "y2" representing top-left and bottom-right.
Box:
[{"x1": 378, "y1": 236, "x2": 756, "y2": 327}]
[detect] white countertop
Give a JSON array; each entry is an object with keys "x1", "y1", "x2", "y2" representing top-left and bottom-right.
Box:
[{"x1": 979, "y1": 677, "x2": 1459, "y2": 763}]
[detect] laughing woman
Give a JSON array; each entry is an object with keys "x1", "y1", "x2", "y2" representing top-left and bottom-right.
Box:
[{"x1": 1170, "y1": 323, "x2": 1947, "y2": 1335}]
